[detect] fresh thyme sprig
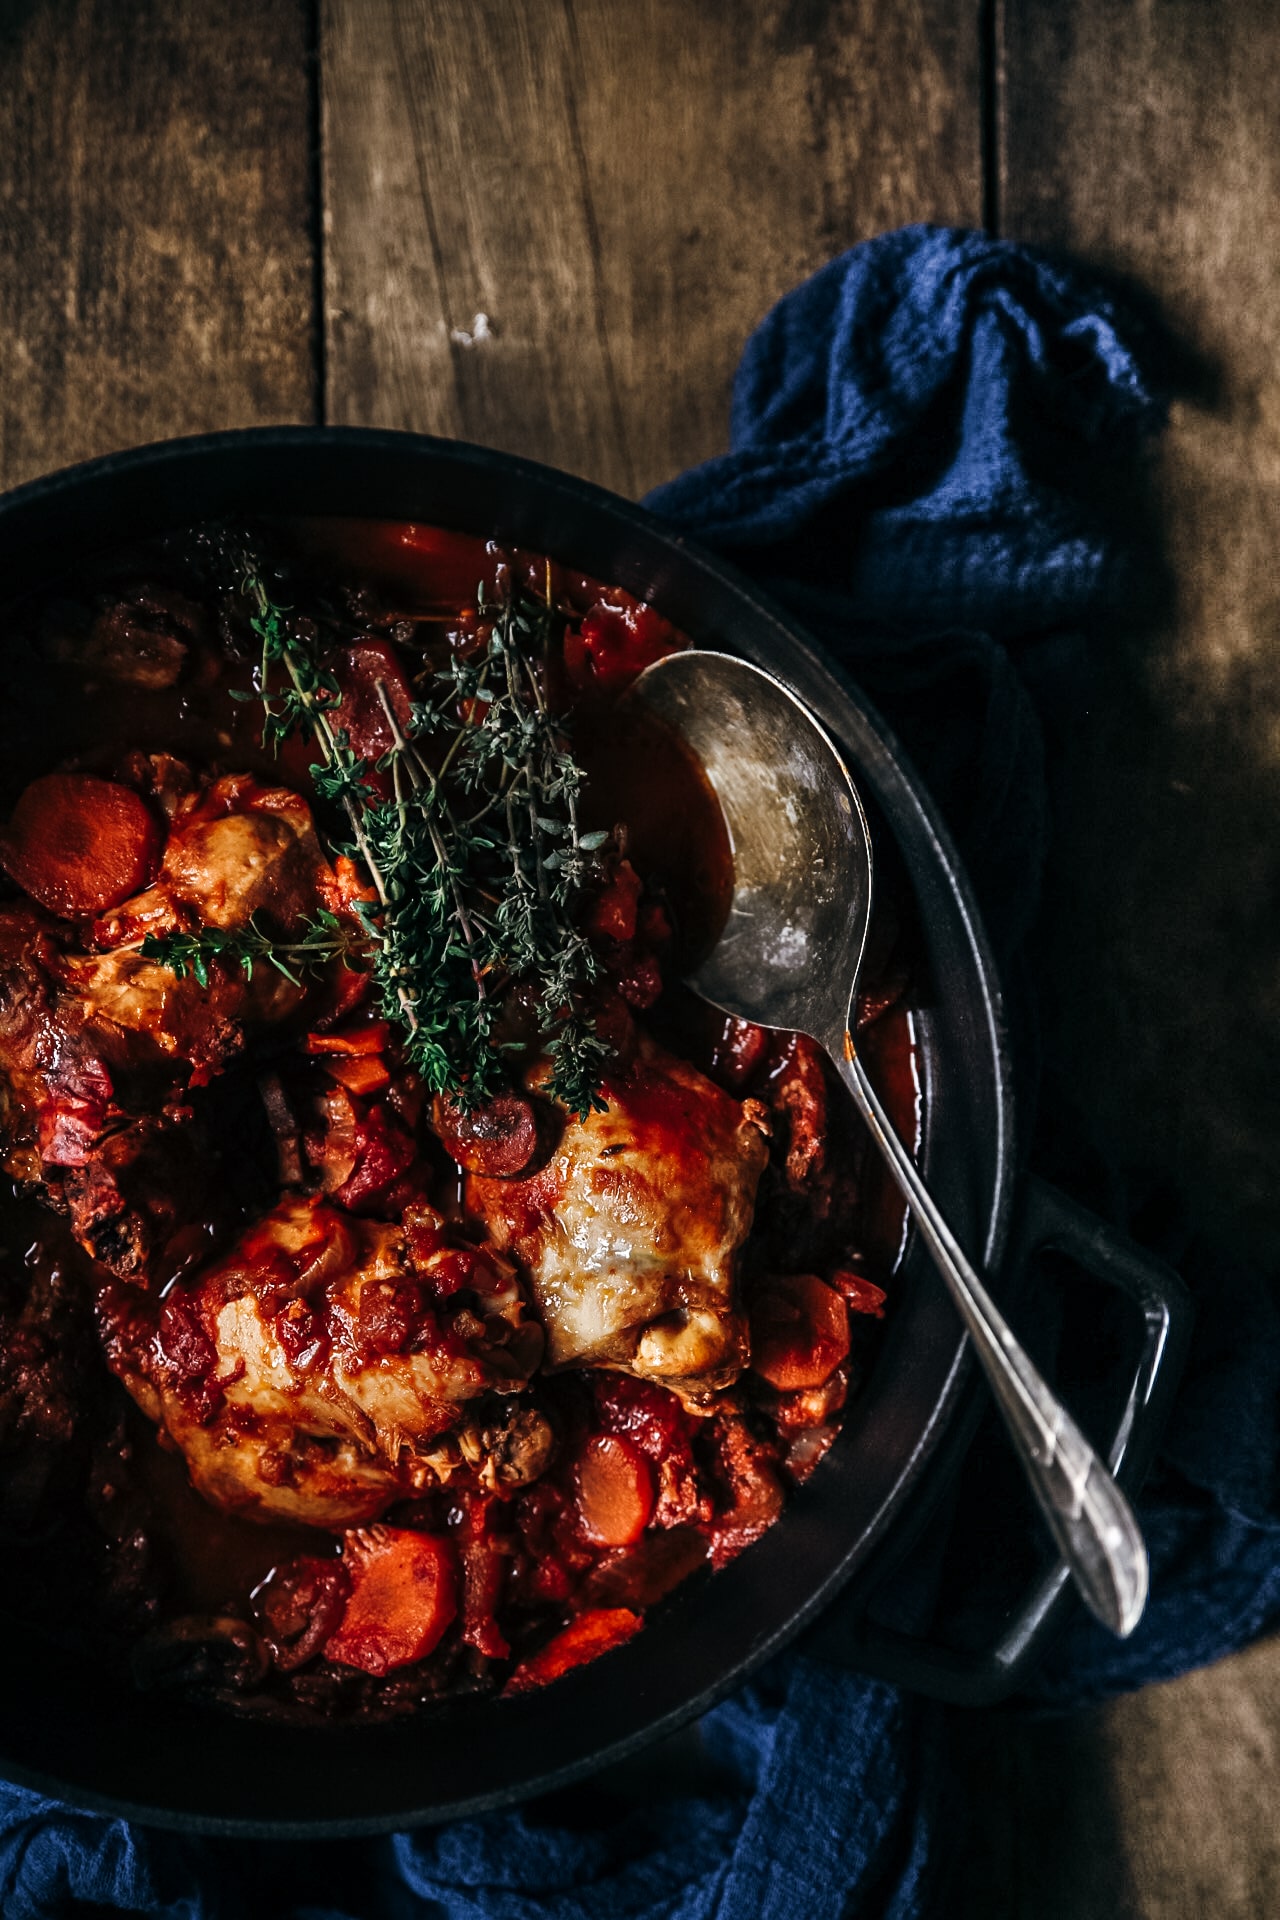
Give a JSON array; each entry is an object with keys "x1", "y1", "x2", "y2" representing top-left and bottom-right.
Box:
[
  {"x1": 140, "y1": 911, "x2": 355, "y2": 988},
  {"x1": 161, "y1": 533, "x2": 612, "y2": 1117},
  {"x1": 398, "y1": 585, "x2": 614, "y2": 1114}
]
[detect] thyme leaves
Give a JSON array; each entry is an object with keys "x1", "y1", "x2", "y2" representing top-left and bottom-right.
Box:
[
  {"x1": 158, "y1": 538, "x2": 612, "y2": 1118},
  {"x1": 140, "y1": 912, "x2": 355, "y2": 989}
]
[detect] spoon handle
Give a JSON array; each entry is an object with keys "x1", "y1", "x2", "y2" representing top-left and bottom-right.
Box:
[{"x1": 832, "y1": 1035, "x2": 1149, "y2": 1639}]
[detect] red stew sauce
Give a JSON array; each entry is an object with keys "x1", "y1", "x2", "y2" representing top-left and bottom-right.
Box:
[{"x1": 0, "y1": 519, "x2": 921, "y2": 1721}]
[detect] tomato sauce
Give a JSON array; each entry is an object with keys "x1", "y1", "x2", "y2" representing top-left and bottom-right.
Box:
[{"x1": 576, "y1": 701, "x2": 734, "y2": 969}]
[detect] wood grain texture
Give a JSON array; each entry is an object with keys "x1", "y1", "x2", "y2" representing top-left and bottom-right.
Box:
[
  {"x1": 321, "y1": 0, "x2": 981, "y2": 497},
  {"x1": 1000, "y1": 0, "x2": 1280, "y2": 1259},
  {"x1": 0, "y1": 0, "x2": 316, "y2": 491}
]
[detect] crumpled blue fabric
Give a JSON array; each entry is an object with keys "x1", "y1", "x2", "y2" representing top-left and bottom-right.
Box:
[
  {"x1": 649, "y1": 223, "x2": 1165, "y2": 636},
  {"x1": 4, "y1": 223, "x2": 1272, "y2": 1919}
]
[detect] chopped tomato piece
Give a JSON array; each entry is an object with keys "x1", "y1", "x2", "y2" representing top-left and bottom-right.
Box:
[
  {"x1": 414, "y1": 1245, "x2": 487, "y2": 1299},
  {"x1": 587, "y1": 860, "x2": 642, "y2": 943},
  {"x1": 432, "y1": 1091, "x2": 541, "y2": 1178},
  {"x1": 708, "y1": 1015, "x2": 771, "y2": 1093},
  {"x1": 593, "y1": 1373, "x2": 695, "y2": 1457},
  {"x1": 457, "y1": 1496, "x2": 510, "y2": 1660},
  {"x1": 322, "y1": 1054, "x2": 392, "y2": 1096},
  {"x1": 563, "y1": 600, "x2": 680, "y2": 690},
  {"x1": 504, "y1": 1608, "x2": 642, "y2": 1695},
  {"x1": 401, "y1": 1200, "x2": 447, "y2": 1270},
  {"x1": 324, "y1": 1526, "x2": 458, "y2": 1676},
  {"x1": 157, "y1": 1289, "x2": 216, "y2": 1383},
  {"x1": 508, "y1": 1481, "x2": 584, "y2": 1608},
  {"x1": 829, "y1": 1267, "x2": 888, "y2": 1319},
  {"x1": 331, "y1": 641, "x2": 415, "y2": 794},
  {"x1": 0, "y1": 774, "x2": 161, "y2": 917},
  {"x1": 749, "y1": 1274, "x2": 851, "y2": 1391},
  {"x1": 769, "y1": 1035, "x2": 828, "y2": 1187},
  {"x1": 615, "y1": 952, "x2": 663, "y2": 1010},
  {"x1": 330, "y1": 1102, "x2": 417, "y2": 1211},
  {"x1": 574, "y1": 1434, "x2": 655, "y2": 1548},
  {"x1": 356, "y1": 1277, "x2": 422, "y2": 1355},
  {"x1": 305, "y1": 1022, "x2": 391, "y2": 1057}
]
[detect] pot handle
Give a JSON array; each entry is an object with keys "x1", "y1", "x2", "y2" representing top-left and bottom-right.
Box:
[{"x1": 805, "y1": 1175, "x2": 1194, "y2": 1707}]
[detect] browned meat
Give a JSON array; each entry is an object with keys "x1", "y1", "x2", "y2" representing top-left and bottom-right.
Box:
[
  {"x1": 103, "y1": 1194, "x2": 548, "y2": 1529},
  {"x1": 0, "y1": 769, "x2": 366, "y2": 1281},
  {"x1": 45, "y1": 582, "x2": 209, "y2": 691},
  {"x1": 79, "y1": 771, "x2": 360, "y2": 1079},
  {"x1": 704, "y1": 1410, "x2": 785, "y2": 1568},
  {"x1": 465, "y1": 1034, "x2": 770, "y2": 1409},
  {"x1": 0, "y1": 1242, "x2": 98, "y2": 1529}
]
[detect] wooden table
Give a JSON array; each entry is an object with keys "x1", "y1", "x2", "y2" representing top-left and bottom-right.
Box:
[{"x1": 2, "y1": 4, "x2": 1276, "y2": 1911}]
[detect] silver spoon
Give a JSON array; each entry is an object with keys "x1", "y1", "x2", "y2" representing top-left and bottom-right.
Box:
[{"x1": 631, "y1": 648, "x2": 1148, "y2": 1638}]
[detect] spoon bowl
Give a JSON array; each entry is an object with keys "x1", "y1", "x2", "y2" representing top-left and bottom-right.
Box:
[{"x1": 628, "y1": 649, "x2": 873, "y2": 1036}]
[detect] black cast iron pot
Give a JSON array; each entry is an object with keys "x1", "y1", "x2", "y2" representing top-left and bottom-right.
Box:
[{"x1": 0, "y1": 429, "x2": 1191, "y2": 1834}]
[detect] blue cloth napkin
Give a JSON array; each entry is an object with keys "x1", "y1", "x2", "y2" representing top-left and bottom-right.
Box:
[{"x1": 6, "y1": 224, "x2": 1279, "y2": 1919}]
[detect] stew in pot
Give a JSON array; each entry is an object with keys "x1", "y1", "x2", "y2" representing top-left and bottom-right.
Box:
[{"x1": 0, "y1": 518, "x2": 919, "y2": 1721}]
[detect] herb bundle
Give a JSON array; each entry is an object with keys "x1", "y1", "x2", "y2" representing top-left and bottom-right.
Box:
[{"x1": 143, "y1": 538, "x2": 612, "y2": 1116}]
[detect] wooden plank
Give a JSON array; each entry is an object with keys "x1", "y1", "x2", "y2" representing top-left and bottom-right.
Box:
[
  {"x1": 321, "y1": 0, "x2": 981, "y2": 497},
  {"x1": 0, "y1": 0, "x2": 316, "y2": 491},
  {"x1": 1000, "y1": 0, "x2": 1280, "y2": 1261}
]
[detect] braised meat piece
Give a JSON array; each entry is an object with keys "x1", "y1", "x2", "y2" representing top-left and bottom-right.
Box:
[
  {"x1": 0, "y1": 905, "x2": 205, "y2": 1279},
  {"x1": 43, "y1": 581, "x2": 209, "y2": 691},
  {"x1": 0, "y1": 768, "x2": 366, "y2": 1281},
  {"x1": 77, "y1": 770, "x2": 363, "y2": 1080},
  {"x1": 0, "y1": 1240, "x2": 100, "y2": 1530},
  {"x1": 56, "y1": 1114, "x2": 215, "y2": 1282},
  {"x1": 102, "y1": 1195, "x2": 547, "y2": 1529},
  {"x1": 465, "y1": 1035, "x2": 770, "y2": 1409}
]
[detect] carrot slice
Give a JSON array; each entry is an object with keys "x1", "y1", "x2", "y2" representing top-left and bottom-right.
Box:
[
  {"x1": 504, "y1": 1608, "x2": 643, "y2": 1695},
  {"x1": 323, "y1": 1525, "x2": 458, "y2": 1676},
  {"x1": 750, "y1": 1274, "x2": 851, "y2": 1391},
  {"x1": 0, "y1": 774, "x2": 161, "y2": 917},
  {"x1": 322, "y1": 1055, "x2": 392, "y2": 1096},
  {"x1": 574, "y1": 1434, "x2": 655, "y2": 1548},
  {"x1": 305, "y1": 1022, "x2": 392, "y2": 1057}
]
